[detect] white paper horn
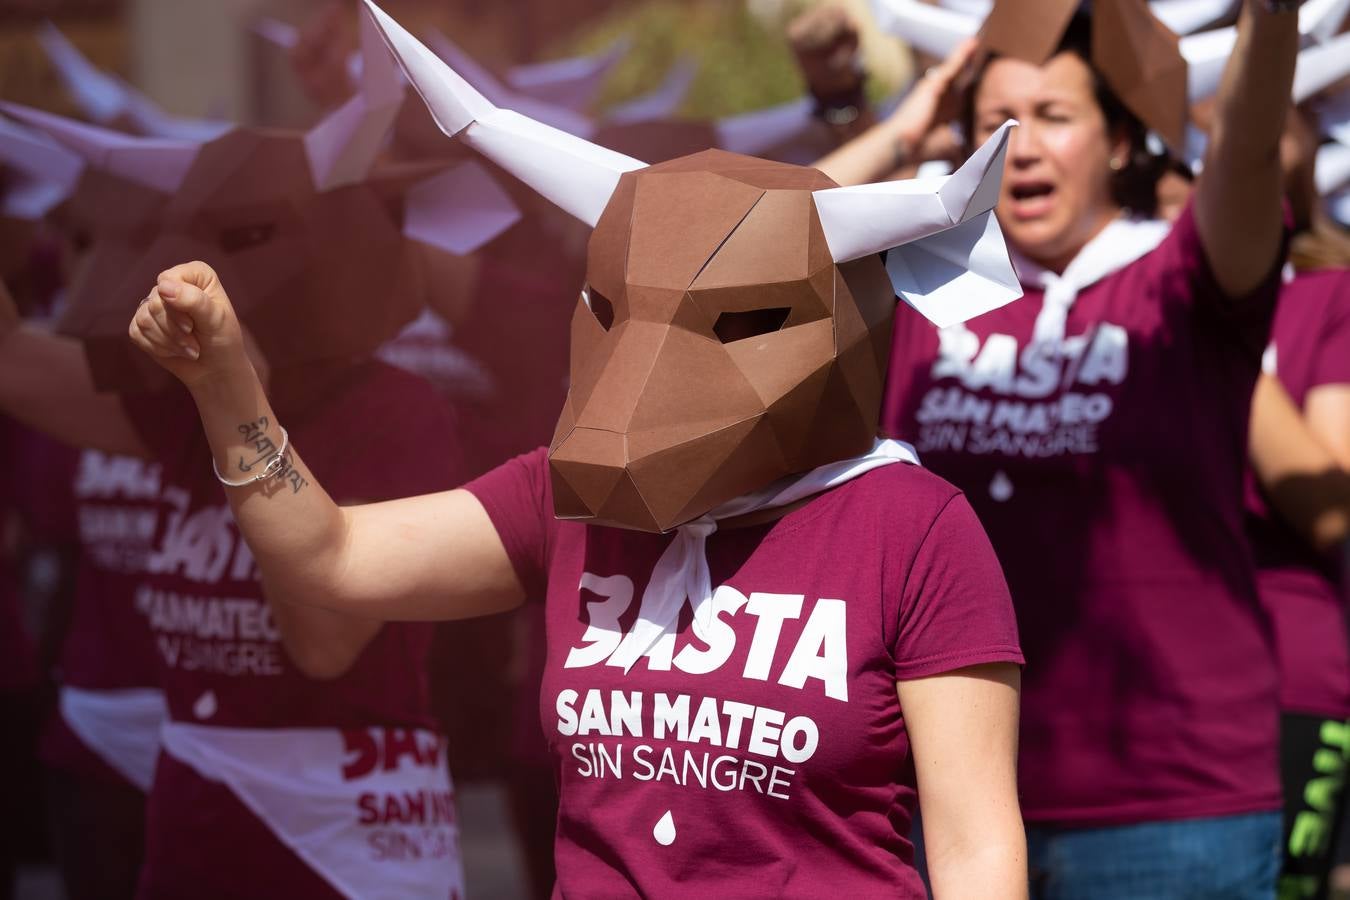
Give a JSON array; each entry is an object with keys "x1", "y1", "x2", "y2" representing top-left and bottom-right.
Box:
[
  {"x1": 0, "y1": 114, "x2": 85, "y2": 218},
  {"x1": 361, "y1": 0, "x2": 645, "y2": 227},
  {"x1": 0, "y1": 101, "x2": 200, "y2": 194},
  {"x1": 39, "y1": 22, "x2": 231, "y2": 143},
  {"x1": 1293, "y1": 33, "x2": 1350, "y2": 104},
  {"x1": 304, "y1": 4, "x2": 405, "y2": 191},
  {"x1": 871, "y1": 0, "x2": 980, "y2": 59},
  {"x1": 813, "y1": 121, "x2": 1021, "y2": 328}
]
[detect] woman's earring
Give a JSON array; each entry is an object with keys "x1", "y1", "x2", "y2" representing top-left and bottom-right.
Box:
[{"x1": 1109, "y1": 157, "x2": 1125, "y2": 172}]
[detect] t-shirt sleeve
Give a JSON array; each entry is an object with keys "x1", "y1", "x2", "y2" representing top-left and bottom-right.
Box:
[
  {"x1": 1153, "y1": 200, "x2": 1286, "y2": 354},
  {"x1": 1309, "y1": 273, "x2": 1350, "y2": 389},
  {"x1": 891, "y1": 493, "x2": 1023, "y2": 679},
  {"x1": 464, "y1": 447, "x2": 552, "y2": 599}
]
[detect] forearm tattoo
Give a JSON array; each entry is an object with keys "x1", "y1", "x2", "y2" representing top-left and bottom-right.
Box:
[{"x1": 234, "y1": 416, "x2": 310, "y2": 496}]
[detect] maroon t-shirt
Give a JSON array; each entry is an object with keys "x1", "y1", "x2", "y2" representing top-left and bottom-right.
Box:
[
  {"x1": 32, "y1": 444, "x2": 166, "y2": 787},
  {"x1": 883, "y1": 203, "x2": 1283, "y2": 826},
  {"x1": 467, "y1": 448, "x2": 1022, "y2": 898},
  {"x1": 0, "y1": 417, "x2": 39, "y2": 693},
  {"x1": 1245, "y1": 268, "x2": 1350, "y2": 718},
  {"x1": 123, "y1": 361, "x2": 463, "y2": 894}
]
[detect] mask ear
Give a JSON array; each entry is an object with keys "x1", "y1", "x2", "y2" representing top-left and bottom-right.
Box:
[
  {"x1": 813, "y1": 120, "x2": 1021, "y2": 328},
  {"x1": 401, "y1": 159, "x2": 520, "y2": 256},
  {"x1": 361, "y1": 0, "x2": 646, "y2": 227}
]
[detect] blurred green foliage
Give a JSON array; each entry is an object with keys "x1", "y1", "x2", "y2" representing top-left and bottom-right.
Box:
[{"x1": 552, "y1": 1, "x2": 808, "y2": 118}]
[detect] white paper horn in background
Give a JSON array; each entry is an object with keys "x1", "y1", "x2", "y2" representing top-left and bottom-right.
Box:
[
  {"x1": 1293, "y1": 33, "x2": 1350, "y2": 104},
  {"x1": 1317, "y1": 141, "x2": 1350, "y2": 197},
  {"x1": 506, "y1": 35, "x2": 632, "y2": 112},
  {"x1": 1149, "y1": 0, "x2": 1236, "y2": 35},
  {"x1": 0, "y1": 101, "x2": 201, "y2": 195},
  {"x1": 1184, "y1": 0, "x2": 1350, "y2": 102},
  {"x1": 871, "y1": 0, "x2": 979, "y2": 59},
  {"x1": 303, "y1": 5, "x2": 406, "y2": 191},
  {"x1": 361, "y1": 0, "x2": 646, "y2": 228},
  {"x1": 420, "y1": 27, "x2": 597, "y2": 137},
  {"x1": 0, "y1": 114, "x2": 86, "y2": 219},
  {"x1": 813, "y1": 120, "x2": 1021, "y2": 328},
  {"x1": 38, "y1": 22, "x2": 232, "y2": 141}
]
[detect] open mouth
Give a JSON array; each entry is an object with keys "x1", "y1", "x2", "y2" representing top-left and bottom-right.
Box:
[{"x1": 1008, "y1": 181, "x2": 1056, "y2": 218}]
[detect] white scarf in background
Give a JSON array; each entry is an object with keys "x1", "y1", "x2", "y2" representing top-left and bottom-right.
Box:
[
  {"x1": 61, "y1": 686, "x2": 167, "y2": 791},
  {"x1": 1013, "y1": 216, "x2": 1172, "y2": 344},
  {"x1": 606, "y1": 439, "x2": 920, "y2": 672}
]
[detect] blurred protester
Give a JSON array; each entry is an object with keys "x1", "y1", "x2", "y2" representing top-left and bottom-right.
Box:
[
  {"x1": 831, "y1": 0, "x2": 1299, "y2": 895},
  {"x1": 0, "y1": 271, "x2": 468, "y2": 899},
  {"x1": 119, "y1": 0, "x2": 1041, "y2": 890},
  {"x1": 1245, "y1": 101, "x2": 1350, "y2": 900},
  {"x1": 0, "y1": 413, "x2": 47, "y2": 900}
]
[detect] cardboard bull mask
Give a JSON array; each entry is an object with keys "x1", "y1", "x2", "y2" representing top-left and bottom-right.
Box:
[
  {"x1": 0, "y1": 10, "x2": 518, "y2": 390},
  {"x1": 364, "y1": 0, "x2": 1021, "y2": 532}
]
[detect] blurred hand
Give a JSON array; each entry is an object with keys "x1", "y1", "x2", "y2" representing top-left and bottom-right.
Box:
[
  {"x1": 128, "y1": 261, "x2": 250, "y2": 389},
  {"x1": 885, "y1": 38, "x2": 980, "y2": 153},
  {"x1": 290, "y1": 2, "x2": 358, "y2": 111},
  {"x1": 787, "y1": 5, "x2": 863, "y2": 99}
]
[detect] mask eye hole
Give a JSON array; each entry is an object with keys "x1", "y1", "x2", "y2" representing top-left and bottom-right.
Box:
[
  {"x1": 220, "y1": 223, "x2": 275, "y2": 253},
  {"x1": 582, "y1": 285, "x2": 614, "y2": 331},
  {"x1": 713, "y1": 307, "x2": 791, "y2": 344}
]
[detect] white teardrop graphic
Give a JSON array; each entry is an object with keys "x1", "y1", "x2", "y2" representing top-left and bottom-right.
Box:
[
  {"x1": 193, "y1": 690, "x2": 218, "y2": 720},
  {"x1": 653, "y1": 810, "x2": 676, "y2": 846},
  {"x1": 989, "y1": 470, "x2": 1013, "y2": 503}
]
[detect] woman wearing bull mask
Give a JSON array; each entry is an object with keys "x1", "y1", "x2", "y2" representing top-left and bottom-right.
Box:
[
  {"x1": 123, "y1": 3, "x2": 1032, "y2": 896},
  {"x1": 825, "y1": 0, "x2": 1299, "y2": 895}
]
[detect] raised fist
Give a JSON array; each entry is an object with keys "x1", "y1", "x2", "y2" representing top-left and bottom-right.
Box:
[{"x1": 128, "y1": 261, "x2": 250, "y2": 389}]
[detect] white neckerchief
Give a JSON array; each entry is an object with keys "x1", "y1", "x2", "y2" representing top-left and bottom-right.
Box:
[
  {"x1": 606, "y1": 438, "x2": 920, "y2": 672},
  {"x1": 1012, "y1": 216, "x2": 1171, "y2": 345}
]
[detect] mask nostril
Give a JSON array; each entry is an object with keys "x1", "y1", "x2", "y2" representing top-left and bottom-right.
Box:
[
  {"x1": 583, "y1": 285, "x2": 614, "y2": 331},
  {"x1": 713, "y1": 307, "x2": 791, "y2": 344}
]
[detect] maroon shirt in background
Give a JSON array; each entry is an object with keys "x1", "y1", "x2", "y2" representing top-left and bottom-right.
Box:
[
  {"x1": 11, "y1": 430, "x2": 165, "y2": 788},
  {"x1": 1245, "y1": 268, "x2": 1350, "y2": 718},
  {"x1": 121, "y1": 360, "x2": 464, "y2": 895},
  {"x1": 883, "y1": 202, "x2": 1283, "y2": 826},
  {"x1": 0, "y1": 417, "x2": 40, "y2": 693},
  {"x1": 467, "y1": 448, "x2": 1022, "y2": 898}
]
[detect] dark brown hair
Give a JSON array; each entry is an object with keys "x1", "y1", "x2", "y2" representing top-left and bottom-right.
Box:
[{"x1": 961, "y1": 13, "x2": 1167, "y2": 218}]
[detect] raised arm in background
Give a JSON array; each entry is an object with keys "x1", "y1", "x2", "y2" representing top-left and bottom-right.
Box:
[
  {"x1": 0, "y1": 278, "x2": 146, "y2": 458},
  {"x1": 813, "y1": 39, "x2": 977, "y2": 186},
  {"x1": 129, "y1": 261, "x2": 525, "y2": 624},
  {"x1": 1193, "y1": 0, "x2": 1299, "y2": 299}
]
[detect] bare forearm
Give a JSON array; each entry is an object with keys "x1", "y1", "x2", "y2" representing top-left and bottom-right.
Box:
[
  {"x1": 0, "y1": 325, "x2": 147, "y2": 457},
  {"x1": 1196, "y1": 0, "x2": 1298, "y2": 297},
  {"x1": 1250, "y1": 375, "x2": 1350, "y2": 550},
  {"x1": 928, "y1": 838, "x2": 1028, "y2": 900},
  {"x1": 186, "y1": 360, "x2": 351, "y2": 611},
  {"x1": 814, "y1": 115, "x2": 911, "y2": 185}
]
